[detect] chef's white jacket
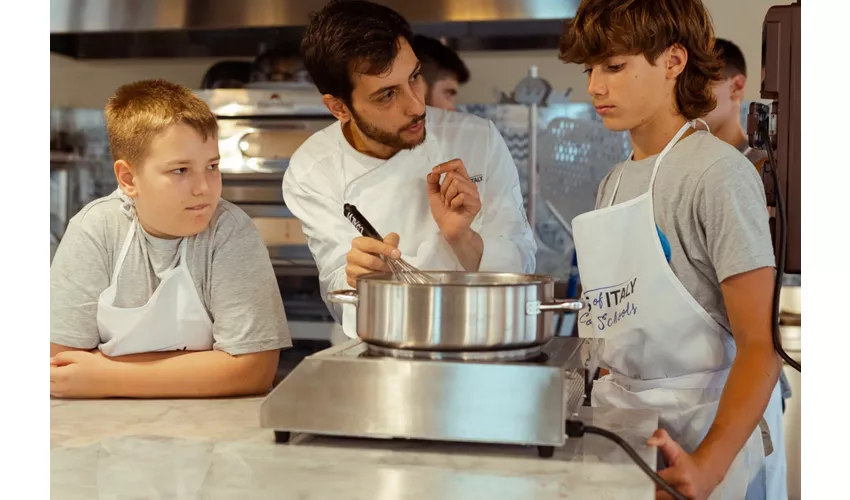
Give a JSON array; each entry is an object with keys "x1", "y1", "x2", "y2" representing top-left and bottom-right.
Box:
[{"x1": 282, "y1": 106, "x2": 537, "y2": 337}]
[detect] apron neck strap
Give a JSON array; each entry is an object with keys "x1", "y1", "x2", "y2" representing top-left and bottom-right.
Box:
[
  {"x1": 648, "y1": 121, "x2": 693, "y2": 189},
  {"x1": 607, "y1": 121, "x2": 694, "y2": 207},
  {"x1": 179, "y1": 235, "x2": 189, "y2": 262},
  {"x1": 112, "y1": 219, "x2": 189, "y2": 286},
  {"x1": 112, "y1": 220, "x2": 137, "y2": 286}
]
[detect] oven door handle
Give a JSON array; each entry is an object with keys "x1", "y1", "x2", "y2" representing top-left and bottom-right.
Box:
[{"x1": 235, "y1": 131, "x2": 292, "y2": 172}]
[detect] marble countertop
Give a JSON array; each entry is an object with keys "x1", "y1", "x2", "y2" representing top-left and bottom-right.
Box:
[{"x1": 51, "y1": 398, "x2": 659, "y2": 500}]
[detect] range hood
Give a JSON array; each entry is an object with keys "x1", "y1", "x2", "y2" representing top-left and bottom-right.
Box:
[{"x1": 51, "y1": 0, "x2": 577, "y2": 59}]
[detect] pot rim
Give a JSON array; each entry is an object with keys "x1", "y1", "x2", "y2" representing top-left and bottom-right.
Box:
[{"x1": 356, "y1": 271, "x2": 556, "y2": 287}]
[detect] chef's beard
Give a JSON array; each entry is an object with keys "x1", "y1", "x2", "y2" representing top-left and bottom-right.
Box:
[{"x1": 350, "y1": 109, "x2": 427, "y2": 151}]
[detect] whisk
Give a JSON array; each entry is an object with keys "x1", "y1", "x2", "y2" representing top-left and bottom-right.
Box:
[{"x1": 343, "y1": 203, "x2": 437, "y2": 284}]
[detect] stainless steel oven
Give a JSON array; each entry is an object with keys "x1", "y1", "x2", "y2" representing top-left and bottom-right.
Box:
[{"x1": 197, "y1": 87, "x2": 337, "y2": 329}]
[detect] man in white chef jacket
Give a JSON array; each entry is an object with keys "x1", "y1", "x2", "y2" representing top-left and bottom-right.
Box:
[{"x1": 282, "y1": 0, "x2": 536, "y2": 340}]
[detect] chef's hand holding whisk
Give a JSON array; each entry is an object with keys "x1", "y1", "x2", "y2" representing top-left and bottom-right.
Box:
[{"x1": 345, "y1": 233, "x2": 401, "y2": 288}]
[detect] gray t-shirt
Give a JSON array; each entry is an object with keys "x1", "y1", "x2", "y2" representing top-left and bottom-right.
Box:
[
  {"x1": 735, "y1": 137, "x2": 796, "y2": 400},
  {"x1": 594, "y1": 131, "x2": 776, "y2": 334},
  {"x1": 50, "y1": 190, "x2": 292, "y2": 355},
  {"x1": 737, "y1": 138, "x2": 768, "y2": 166},
  {"x1": 735, "y1": 138, "x2": 800, "y2": 288}
]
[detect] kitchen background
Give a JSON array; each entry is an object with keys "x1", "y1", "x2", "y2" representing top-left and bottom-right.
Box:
[
  {"x1": 50, "y1": 0, "x2": 781, "y2": 268},
  {"x1": 50, "y1": 1, "x2": 799, "y2": 497},
  {"x1": 50, "y1": 0, "x2": 774, "y2": 108}
]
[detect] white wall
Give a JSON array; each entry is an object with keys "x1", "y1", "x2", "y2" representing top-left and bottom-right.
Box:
[{"x1": 50, "y1": 0, "x2": 779, "y2": 108}]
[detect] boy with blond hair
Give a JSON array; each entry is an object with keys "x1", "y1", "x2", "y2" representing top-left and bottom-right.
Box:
[{"x1": 50, "y1": 80, "x2": 291, "y2": 399}]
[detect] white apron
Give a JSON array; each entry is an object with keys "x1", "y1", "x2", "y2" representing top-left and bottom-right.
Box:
[
  {"x1": 97, "y1": 220, "x2": 214, "y2": 356},
  {"x1": 571, "y1": 122, "x2": 786, "y2": 499},
  {"x1": 335, "y1": 130, "x2": 487, "y2": 339}
]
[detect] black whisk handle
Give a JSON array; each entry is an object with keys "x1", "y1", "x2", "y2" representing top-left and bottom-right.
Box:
[{"x1": 343, "y1": 204, "x2": 384, "y2": 240}]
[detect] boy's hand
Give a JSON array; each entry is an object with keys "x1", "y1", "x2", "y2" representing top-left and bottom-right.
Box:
[
  {"x1": 50, "y1": 351, "x2": 114, "y2": 399},
  {"x1": 345, "y1": 233, "x2": 401, "y2": 287},
  {"x1": 648, "y1": 429, "x2": 723, "y2": 500}
]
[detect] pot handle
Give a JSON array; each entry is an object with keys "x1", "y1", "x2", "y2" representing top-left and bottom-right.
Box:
[
  {"x1": 528, "y1": 299, "x2": 586, "y2": 315},
  {"x1": 327, "y1": 289, "x2": 359, "y2": 306}
]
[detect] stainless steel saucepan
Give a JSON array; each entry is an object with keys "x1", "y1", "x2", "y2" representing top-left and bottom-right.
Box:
[{"x1": 327, "y1": 271, "x2": 585, "y2": 351}]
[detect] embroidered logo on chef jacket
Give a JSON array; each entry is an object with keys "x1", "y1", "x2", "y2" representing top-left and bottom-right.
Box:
[{"x1": 470, "y1": 174, "x2": 483, "y2": 183}]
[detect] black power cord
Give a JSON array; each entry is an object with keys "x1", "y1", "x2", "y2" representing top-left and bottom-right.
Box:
[
  {"x1": 755, "y1": 110, "x2": 801, "y2": 372},
  {"x1": 566, "y1": 419, "x2": 688, "y2": 500}
]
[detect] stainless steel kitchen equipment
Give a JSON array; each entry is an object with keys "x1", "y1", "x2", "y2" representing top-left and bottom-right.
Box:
[
  {"x1": 195, "y1": 86, "x2": 333, "y2": 254},
  {"x1": 260, "y1": 335, "x2": 592, "y2": 458},
  {"x1": 328, "y1": 272, "x2": 585, "y2": 351},
  {"x1": 496, "y1": 67, "x2": 572, "y2": 236},
  {"x1": 195, "y1": 86, "x2": 336, "y2": 325},
  {"x1": 50, "y1": 110, "x2": 115, "y2": 261},
  {"x1": 538, "y1": 118, "x2": 630, "y2": 240},
  {"x1": 50, "y1": 151, "x2": 79, "y2": 246},
  {"x1": 51, "y1": 0, "x2": 580, "y2": 59}
]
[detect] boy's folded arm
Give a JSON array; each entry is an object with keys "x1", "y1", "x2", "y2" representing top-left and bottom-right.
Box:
[
  {"x1": 50, "y1": 214, "x2": 111, "y2": 358},
  {"x1": 97, "y1": 348, "x2": 279, "y2": 398},
  {"x1": 88, "y1": 209, "x2": 288, "y2": 398},
  {"x1": 50, "y1": 343, "x2": 95, "y2": 357}
]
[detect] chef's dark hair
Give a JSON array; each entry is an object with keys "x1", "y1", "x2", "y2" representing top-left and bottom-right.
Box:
[
  {"x1": 714, "y1": 39, "x2": 747, "y2": 79},
  {"x1": 412, "y1": 35, "x2": 470, "y2": 86},
  {"x1": 301, "y1": 0, "x2": 413, "y2": 106}
]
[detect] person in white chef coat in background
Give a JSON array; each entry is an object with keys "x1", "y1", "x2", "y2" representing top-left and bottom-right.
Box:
[
  {"x1": 50, "y1": 79, "x2": 292, "y2": 399},
  {"x1": 283, "y1": 0, "x2": 536, "y2": 342},
  {"x1": 560, "y1": 0, "x2": 785, "y2": 499}
]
